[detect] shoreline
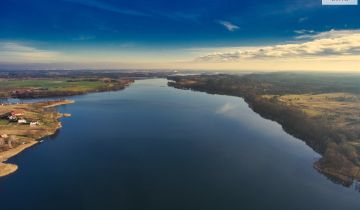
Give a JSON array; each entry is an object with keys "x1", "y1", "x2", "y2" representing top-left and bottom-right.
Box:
[
  {"x1": 0, "y1": 100, "x2": 73, "y2": 178},
  {"x1": 167, "y1": 74, "x2": 360, "y2": 186},
  {"x1": 0, "y1": 141, "x2": 37, "y2": 177}
]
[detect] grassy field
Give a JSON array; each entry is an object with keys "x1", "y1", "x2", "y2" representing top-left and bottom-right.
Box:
[
  {"x1": 267, "y1": 93, "x2": 360, "y2": 124},
  {"x1": 0, "y1": 79, "x2": 105, "y2": 90},
  {"x1": 0, "y1": 78, "x2": 133, "y2": 98}
]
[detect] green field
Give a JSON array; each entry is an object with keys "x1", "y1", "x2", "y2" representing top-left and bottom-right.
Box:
[
  {"x1": 0, "y1": 78, "x2": 132, "y2": 98},
  {"x1": 0, "y1": 80, "x2": 105, "y2": 91}
]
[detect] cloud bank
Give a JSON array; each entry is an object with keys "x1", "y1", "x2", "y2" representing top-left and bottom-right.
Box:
[
  {"x1": 0, "y1": 42, "x2": 58, "y2": 62},
  {"x1": 196, "y1": 30, "x2": 360, "y2": 62}
]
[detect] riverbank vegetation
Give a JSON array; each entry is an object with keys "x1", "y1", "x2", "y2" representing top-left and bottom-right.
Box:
[{"x1": 168, "y1": 72, "x2": 360, "y2": 186}]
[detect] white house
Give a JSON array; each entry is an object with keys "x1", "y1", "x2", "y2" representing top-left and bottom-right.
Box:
[
  {"x1": 18, "y1": 119, "x2": 27, "y2": 124},
  {"x1": 30, "y1": 121, "x2": 40, "y2": 126}
]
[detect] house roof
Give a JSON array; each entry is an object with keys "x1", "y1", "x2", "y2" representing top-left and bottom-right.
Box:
[{"x1": 11, "y1": 110, "x2": 24, "y2": 115}]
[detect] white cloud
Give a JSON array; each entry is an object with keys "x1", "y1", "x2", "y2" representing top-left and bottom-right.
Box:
[
  {"x1": 217, "y1": 20, "x2": 240, "y2": 32},
  {"x1": 196, "y1": 29, "x2": 360, "y2": 62},
  {"x1": 0, "y1": 42, "x2": 59, "y2": 62},
  {"x1": 294, "y1": 29, "x2": 315, "y2": 35},
  {"x1": 296, "y1": 29, "x2": 359, "y2": 40}
]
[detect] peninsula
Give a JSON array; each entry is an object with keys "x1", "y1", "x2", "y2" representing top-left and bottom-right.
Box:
[{"x1": 0, "y1": 100, "x2": 74, "y2": 177}]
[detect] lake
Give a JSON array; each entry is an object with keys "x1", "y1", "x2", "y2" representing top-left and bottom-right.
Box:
[{"x1": 0, "y1": 79, "x2": 359, "y2": 210}]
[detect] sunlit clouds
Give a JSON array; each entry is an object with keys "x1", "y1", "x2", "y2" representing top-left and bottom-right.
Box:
[
  {"x1": 1, "y1": 29, "x2": 360, "y2": 71},
  {"x1": 196, "y1": 30, "x2": 360, "y2": 62}
]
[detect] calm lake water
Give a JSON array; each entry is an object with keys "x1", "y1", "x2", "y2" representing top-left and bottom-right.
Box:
[{"x1": 1, "y1": 79, "x2": 360, "y2": 210}]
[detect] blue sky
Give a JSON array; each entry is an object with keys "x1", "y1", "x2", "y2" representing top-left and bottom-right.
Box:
[{"x1": 1, "y1": 0, "x2": 360, "y2": 70}]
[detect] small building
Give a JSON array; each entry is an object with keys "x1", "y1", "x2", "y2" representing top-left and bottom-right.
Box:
[
  {"x1": 18, "y1": 119, "x2": 27, "y2": 124},
  {"x1": 11, "y1": 110, "x2": 24, "y2": 117},
  {"x1": 30, "y1": 121, "x2": 40, "y2": 126}
]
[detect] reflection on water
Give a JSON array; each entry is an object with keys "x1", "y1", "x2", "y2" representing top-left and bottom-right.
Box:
[{"x1": 0, "y1": 79, "x2": 359, "y2": 210}]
